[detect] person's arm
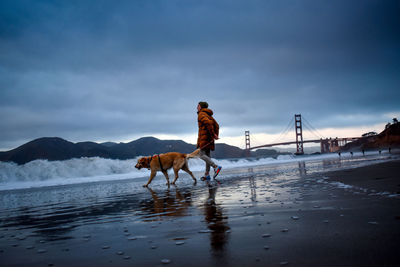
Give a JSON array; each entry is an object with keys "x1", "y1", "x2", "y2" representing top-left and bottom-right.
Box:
[{"x1": 199, "y1": 113, "x2": 216, "y2": 137}]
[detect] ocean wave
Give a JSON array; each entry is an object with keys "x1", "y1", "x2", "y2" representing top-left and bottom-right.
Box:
[
  {"x1": 0, "y1": 155, "x2": 300, "y2": 183},
  {"x1": 0, "y1": 152, "x2": 362, "y2": 190},
  {"x1": 0, "y1": 157, "x2": 140, "y2": 183}
]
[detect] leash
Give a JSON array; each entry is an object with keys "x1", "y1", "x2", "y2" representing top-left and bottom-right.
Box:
[
  {"x1": 198, "y1": 140, "x2": 216, "y2": 150},
  {"x1": 149, "y1": 140, "x2": 215, "y2": 172}
]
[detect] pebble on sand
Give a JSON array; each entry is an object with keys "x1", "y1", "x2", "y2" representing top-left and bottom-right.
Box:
[
  {"x1": 37, "y1": 249, "x2": 47, "y2": 254},
  {"x1": 291, "y1": 216, "x2": 300, "y2": 220},
  {"x1": 175, "y1": 241, "x2": 185, "y2": 245},
  {"x1": 161, "y1": 259, "x2": 171, "y2": 264},
  {"x1": 102, "y1": 246, "x2": 110, "y2": 249},
  {"x1": 281, "y1": 229, "x2": 289, "y2": 232},
  {"x1": 262, "y1": 234, "x2": 271, "y2": 238},
  {"x1": 172, "y1": 237, "x2": 186, "y2": 240}
]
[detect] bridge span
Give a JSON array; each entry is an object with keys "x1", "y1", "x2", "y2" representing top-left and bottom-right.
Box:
[
  {"x1": 250, "y1": 139, "x2": 321, "y2": 150},
  {"x1": 245, "y1": 114, "x2": 362, "y2": 155},
  {"x1": 249, "y1": 137, "x2": 361, "y2": 153}
]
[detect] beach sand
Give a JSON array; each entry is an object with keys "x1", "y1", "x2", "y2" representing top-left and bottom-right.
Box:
[{"x1": 1, "y1": 159, "x2": 399, "y2": 266}]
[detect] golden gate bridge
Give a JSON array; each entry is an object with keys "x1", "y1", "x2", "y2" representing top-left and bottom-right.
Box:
[{"x1": 245, "y1": 114, "x2": 361, "y2": 155}]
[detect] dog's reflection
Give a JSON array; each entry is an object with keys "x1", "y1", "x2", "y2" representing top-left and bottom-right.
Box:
[
  {"x1": 141, "y1": 187, "x2": 192, "y2": 221},
  {"x1": 203, "y1": 185, "x2": 230, "y2": 253}
]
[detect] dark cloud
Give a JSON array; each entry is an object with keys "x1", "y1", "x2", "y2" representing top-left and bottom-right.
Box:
[{"x1": 1, "y1": 0, "x2": 399, "y2": 149}]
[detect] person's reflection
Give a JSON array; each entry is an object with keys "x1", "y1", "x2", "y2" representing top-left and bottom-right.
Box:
[
  {"x1": 142, "y1": 187, "x2": 192, "y2": 221},
  {"x1": 203, "y1": 185, "x2": 230, "y2": 254}
]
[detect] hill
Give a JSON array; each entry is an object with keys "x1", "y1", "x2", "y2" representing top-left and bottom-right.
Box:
[
  {"x1": 0, "y1": 136, "x2": 283, "y2": 165},
  {"x1": 363, "y1": 122, "x2": 400, "y2": 149},
  {"x1": 342, "y1": 122, "x2": 400, "y2": 151}
]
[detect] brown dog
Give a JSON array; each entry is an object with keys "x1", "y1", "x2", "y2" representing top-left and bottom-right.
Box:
[{"x1": 135, "y1": 149, "x2": 200, "y2": 187}]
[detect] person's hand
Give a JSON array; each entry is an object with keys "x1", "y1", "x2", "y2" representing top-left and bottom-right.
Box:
[{"x1": 214, "y1": 134, "x2": 219, "y2": 140}]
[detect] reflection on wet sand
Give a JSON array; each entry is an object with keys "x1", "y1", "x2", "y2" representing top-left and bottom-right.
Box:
[
  {"x1": 140, "y1": 187, "x2": 192, "y2": 221},
  {"x1": 203, "y1": 184, "x2": 230, "y2": 253},
  {"x1": 249, "y1": 175, "x2": 257, "y2": 202},
  {"x1": 298, "y1": 161, "x2": 307, "y2": 176},
  {"x1": 322, "y1": 158, "x2": 342, "y2": 169},
  {"x1": 0, "y1": 192, "x2": 148, "y2": 241}
]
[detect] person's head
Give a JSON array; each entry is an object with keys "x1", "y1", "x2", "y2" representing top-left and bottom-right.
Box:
[{"x1": 197, "y1": 101, "x2": 208, "y2": 111}]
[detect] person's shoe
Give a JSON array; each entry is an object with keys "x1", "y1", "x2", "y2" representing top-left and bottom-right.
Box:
[
  {"x1": 201, "y1": 175, "x2": 211, "y2": 181},
  {"x1": 213, "y1": 166, "x2": 222, "y2": 179}
]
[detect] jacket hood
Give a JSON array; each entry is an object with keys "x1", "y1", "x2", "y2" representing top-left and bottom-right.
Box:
[{"x1": 198, "y1": 108, "x2": 213, "y2": 116}]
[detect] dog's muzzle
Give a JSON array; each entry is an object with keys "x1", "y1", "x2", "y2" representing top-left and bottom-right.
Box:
[{"x1": 135, "y1": 163, "x2": 142, "y2": 170}]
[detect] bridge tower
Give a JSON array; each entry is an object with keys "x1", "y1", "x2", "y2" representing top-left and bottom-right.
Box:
[
  {"x1": 294, "y1": 114, "x2": 304, "y2": 155},
  {"x1": 245, "y1": 130, "x2": 251, "y2": 157}
]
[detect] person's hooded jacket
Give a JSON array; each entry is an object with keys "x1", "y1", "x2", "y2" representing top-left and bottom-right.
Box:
[{"x1": 197, "y1": 108, "x2": 219, "y2": 151}]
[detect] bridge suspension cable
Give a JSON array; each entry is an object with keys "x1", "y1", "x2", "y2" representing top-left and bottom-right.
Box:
[
  {"x1": 271, "y1": 116, "x2": 294, "y2": 144},
  {"x1": 302, "y1": 116, "x2": 326, "y2": 139}
]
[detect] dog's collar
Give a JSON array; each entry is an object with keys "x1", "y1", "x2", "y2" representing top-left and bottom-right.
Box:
[
  {"x1": 145, "y1": 156, "x2": 153, "y2": 170},
  {"x1": 146, "y1": 155, "x2": 164, "y2": 171}
]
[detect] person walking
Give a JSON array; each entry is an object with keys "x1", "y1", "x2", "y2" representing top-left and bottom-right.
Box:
[{"x1": 197, "y1": 101, "x2": 222, "y2": 181}]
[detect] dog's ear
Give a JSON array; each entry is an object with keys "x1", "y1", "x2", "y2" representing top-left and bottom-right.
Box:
[{"x1": 140, "y1": 157, "x2": 150, "y2": 167}]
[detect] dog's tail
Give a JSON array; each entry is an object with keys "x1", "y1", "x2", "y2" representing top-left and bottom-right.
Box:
[{"x1": 186, "y1": 149, "x2": 201, "y2": 159}]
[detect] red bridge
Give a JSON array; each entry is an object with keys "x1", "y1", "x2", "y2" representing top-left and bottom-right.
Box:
[{"x1": 245, "y1": 114, "x2": 362, "y2": 155}]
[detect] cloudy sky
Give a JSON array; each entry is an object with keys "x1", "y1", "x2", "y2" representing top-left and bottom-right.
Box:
[{"x1": 1, "y1": 0, "x2": 399, "y2": 150}]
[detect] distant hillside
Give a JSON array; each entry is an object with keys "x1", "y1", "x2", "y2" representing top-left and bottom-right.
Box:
[
  {"x1": 0, "y1": 138, "x2": 111, "y2": 165},
  {"x1": 0, "y1": 136, "x2": 283, "y2": 165},
  {"x1": 363, "y1": 122, "x2": 400, "y2": 149},
  {"x1": 342, "y1": 122, "x2": 400, "y2": 151}
]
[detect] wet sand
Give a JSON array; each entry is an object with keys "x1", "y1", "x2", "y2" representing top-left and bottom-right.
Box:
[
  {"x1": 1, "y1": 159, "x2": 399, "y2": 266},
  {"x1": 323, "y1": 160, "x2": 400, "y2": 195}
]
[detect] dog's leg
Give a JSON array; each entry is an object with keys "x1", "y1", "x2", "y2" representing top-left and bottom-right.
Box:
[
  {"x1": 162, "y1": 170, "x2": 170, "y2": 186},
  {"x1": 143, "y1": 170, "x2": 157, "y2": 187},
  {"x1": 172, "y1": 159, "x2": 186, "y2": 185},
  {"x1": 182, "y1": 163, "x2": 197, "y2": 184},
  {"x1": 171, "y1": 168, "x2": 179, "y2": 185}
]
